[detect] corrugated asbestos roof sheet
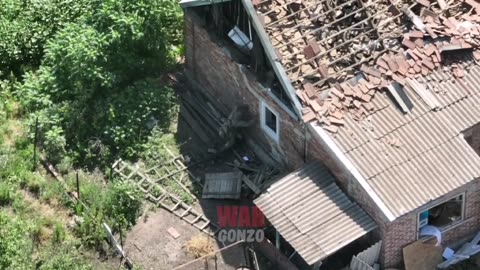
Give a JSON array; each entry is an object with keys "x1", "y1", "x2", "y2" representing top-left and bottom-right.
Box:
[
  {"x1": 332, "y1": 59, "x2": 480, "y2": 218},
  {"x1": 254, "y1": 163, "x2": 377, "y2": 265}
]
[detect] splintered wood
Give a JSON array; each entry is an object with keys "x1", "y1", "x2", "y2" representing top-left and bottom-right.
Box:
[{"x1": 254, "y1": 0, "x2": 480, "y2": 133}]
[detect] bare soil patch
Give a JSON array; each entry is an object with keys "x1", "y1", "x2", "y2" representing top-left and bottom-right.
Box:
[{"x1": 124, "y1": 207, "x2": 247, "y2": 270}]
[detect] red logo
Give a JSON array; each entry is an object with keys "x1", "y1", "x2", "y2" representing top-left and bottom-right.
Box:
[{"x1": 216, "y1": 206, "x2": 265, "y2": 228}]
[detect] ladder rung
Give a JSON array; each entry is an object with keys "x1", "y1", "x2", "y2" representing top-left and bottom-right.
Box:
[
  {"x1": 200, "y1": 220, "x2": 210, "y2": 230},
  {"x1": 172, "y1": 200, "x2": 183, "y2": 211},
  {"x1": 192, "y1": 215, "x2": 203, "y2": 224},
  {"x1": 181, "y1": 206, "x2": 192, "y2": 218}
]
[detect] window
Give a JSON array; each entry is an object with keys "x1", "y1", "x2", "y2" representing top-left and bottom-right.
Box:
[
  {"x1": 418, "y1": 194, "x2": 465, "y2": 233},
  {"x1": 260, "y1": 102, "x2": 279, "y2": 142}
]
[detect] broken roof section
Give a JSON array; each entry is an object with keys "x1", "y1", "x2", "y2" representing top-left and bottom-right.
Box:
[
  {"x1": 333, "y1": 58, "x2": 480, "y2": 218},
  {"x1": 254, "y1": 0, "x2": 480, "y2": 131},
  {"x1": 254, "y1": 163, "x2": 377, "y2": 265},
  {"x1": 257, "y1": 0, "x2": 404, "y2": 85},
  {"x1": 254, "y1": 0, "x2": 480, "y2": 218}
]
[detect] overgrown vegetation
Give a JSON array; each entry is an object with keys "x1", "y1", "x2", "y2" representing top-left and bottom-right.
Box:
[
  {"x1": 4, "y1": 0, "x2": 183, "y2": 167},
  {"x1": 0, "y1": 0, "x2": 184, "y2": 268}
]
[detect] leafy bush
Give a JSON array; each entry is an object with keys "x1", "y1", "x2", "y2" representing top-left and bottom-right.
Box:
[
  {"x1": 15, "y1": 0, "x2": 183, "y2": 166},
  {"x1": 141, "y1": 128, "x2": 179, "y2": 166},
  {"x1": 66, "y1": 172, "x2": 142, "y2": 245},
  {"x1": 0, "y1": 0, "x2": 93, "y2": 77},
  {"x1": 73, "y1": 209, "x2": 105, "y2": 248},
  {"x1": 104, "y1": 181, "x2": 143, "y2": 229}
]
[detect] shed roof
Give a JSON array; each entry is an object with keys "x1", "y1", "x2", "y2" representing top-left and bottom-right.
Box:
[{"x1": 254, "y1": 163, "x2": 377, "y2": 265}]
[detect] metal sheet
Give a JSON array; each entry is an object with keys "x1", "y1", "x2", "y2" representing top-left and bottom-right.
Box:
[
  {"x1": 332, "y1": 60, "x2": 480, "y2": 219},
  {"x1": 254, "y1": 163, "x2": 376, "y2": 265}
]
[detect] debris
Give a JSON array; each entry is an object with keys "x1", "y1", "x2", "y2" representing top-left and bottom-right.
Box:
[
  {"x1": 185, "y1": 234, "x2": 214, "y2": 258},
  {"x1": 419, "y1": 225, "x2": 442, "y2": 246},
  {"x1": 255, "y1": 0, "x2": 480, "y2": 132},
  {"x1": 202, "y1": 172, "x2": 242, "y2": 199},
  {"x1": 241, "y1": 174, "x2": 261, "y2": 194},
  {"x1": 134, "y1": 243, "x2": 142, "y2": 252},
  {"x1": 228, "y1": 26, "x2": 253, "y2": 52},
  {"x1": 225, "y1": 162, "x2": 258, "y2": 172},
  {"x1": 167, "y1": 227, "x2": 181, "y2": 239},
  {"x1": 403, "y1": 241, "x2": 443, "y2": 270},
  {"x1": 438, "y1": 231, "x2": 480, "y2": 268}
]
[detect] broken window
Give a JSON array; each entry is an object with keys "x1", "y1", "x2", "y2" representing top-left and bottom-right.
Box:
[
  {"x1": 261, "y1": 102, "x2": 279, "y2": 142},
  {"x1": 418, "y1": 194, "x2": 464, "y2": 233},
  {"x1": 191, "y1": 1, "x2": 296, "y2": 113}
]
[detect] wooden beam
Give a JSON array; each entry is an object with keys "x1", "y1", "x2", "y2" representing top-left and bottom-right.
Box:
[
  {"x1": 241, "y1": 0, "x2": 303, "y2": 118},
  {"x1": 267, "y1": 0, "x2": 355, "y2": 29},
  {"x1": 273, "y1": 6, "x2": 367, "y2": 43},
  {"x1": 179, "y1": 0, "x2": 232, "y2": 8},
  {"x1": 286, "y1": 27, "x2": 377, "y2": 73},
  {"x1": 311, "y1": 48, "x2": 390, "y2": 87},
  {"x1": 242, "y1": 175, "x2": 262, "y2": 194}
]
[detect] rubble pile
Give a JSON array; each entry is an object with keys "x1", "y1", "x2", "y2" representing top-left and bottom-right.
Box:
[{"x1": 255, "y1": 0, "x2": 480, "y2": 133}]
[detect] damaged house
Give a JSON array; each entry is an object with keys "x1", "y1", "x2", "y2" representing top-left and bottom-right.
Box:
[{"x1": 180, "y1": 0, "x2": 480, "y2": 268}]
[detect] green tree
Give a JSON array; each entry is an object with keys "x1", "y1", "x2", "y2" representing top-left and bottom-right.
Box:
[
  {"x1": 16, "y1": 0, "x2": 183, "y2": 166},
  {"x1": 0, "y1": 0, "x2": 93, "y2": 77}
]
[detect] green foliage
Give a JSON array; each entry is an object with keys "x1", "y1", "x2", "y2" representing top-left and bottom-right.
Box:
[
  {"x1": 40, "y1": 180, "x2": 70, "y2": 207},
  {"x1": 0, "y1": 212, "x2": 34, "y2": 269},
  {"x1": 26, "y1": 173, "x2": 46, "y2": 196},
  {"x1": 104, "y1": 181, "x2": 142, "y2": 228},
  {"x1": 66, "y1": 172, "x2": 143, "y2": 245},
  {"x1": 0, "y1": 0, "x2": 93, "y2": 77},
  {"x1": 74, "y1": 209, "x2": 105, "y2": 248},
  {"x1": 16, "y1": 0, "x2": 183, "y2": 166},
  {"x1": 141, "y1": 128, "x2": 178, "y2": 166},
  {"x1": 0, "y1": 182, "x2": 14, "y2": 205},
  {"x1": 52, "y1": 223, "x2": 66, "y2": 244},
  {"x1": 38, "y1": 244, "x2": 93, "y2": 270},
  {"x1": 0, "y1": 0, "x2": 184, "y2": 266}
]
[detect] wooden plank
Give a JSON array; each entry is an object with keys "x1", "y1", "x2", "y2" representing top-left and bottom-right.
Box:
[
  {"x1": 241, "y1": 0, "x2": 303, "y2": 118},
  {"x1": 179, "y1": 105, "x2": 213, "y2": 144},
  {"x1": 167, "y1": 227, "x2": 181, "y2": 239},
  {"x1": 242, "y1": 175, "x2": 261, "y2": 194},
  {"x1": 403, "y1": 241, "x2": 443, "y2": 270}
]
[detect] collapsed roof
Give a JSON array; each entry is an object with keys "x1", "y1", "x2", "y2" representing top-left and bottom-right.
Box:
[
  {"x1": 253, "y1": 0, "x2": 480, "y2": 218},
  {"x1": 255, "y1": 0, "x2": 480, "y2": 131}
]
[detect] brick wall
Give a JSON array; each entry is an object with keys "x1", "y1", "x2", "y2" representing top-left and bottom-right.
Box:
[
  {"x1": 184, "y1": 9, "x2": 391, "y2": 266},
  {"x1": 185, "y1": 10, "x2": 307, "y2": 169},
  {"x1": 382, "y1": 178, "x2": 480, "y2": 268}
]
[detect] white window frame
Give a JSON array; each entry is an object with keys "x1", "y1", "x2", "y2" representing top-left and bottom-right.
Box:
[
  {"x1": 416, "y1": 193, "x2": 466, "y2": 239},
  {"x1": 260, "y1": 101, "x2": 280, "y2": 143}
]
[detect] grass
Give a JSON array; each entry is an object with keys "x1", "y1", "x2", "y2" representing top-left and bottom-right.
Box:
[
  {"x1": 0, "y1": 182, "x2": 14, "y2": 206},
  {"x1": 139, "y1": 131, "x2": 199, "y2": 205},
  {"x1": 0, "y1": 100, "x2": 103, "y2": 268}
]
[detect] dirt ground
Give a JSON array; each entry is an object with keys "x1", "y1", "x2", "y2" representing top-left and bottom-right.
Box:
[{"x1": 124, "y1": 207, "x2": 247, "y2": 270}]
